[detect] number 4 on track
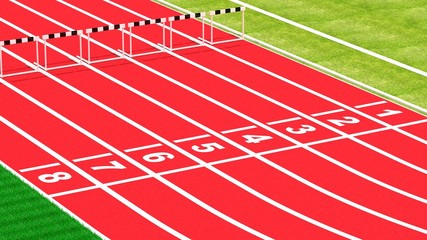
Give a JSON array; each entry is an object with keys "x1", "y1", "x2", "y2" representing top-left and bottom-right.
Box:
[{"x1": 243, "y1": 135, "x2": 273, "y2": 144}]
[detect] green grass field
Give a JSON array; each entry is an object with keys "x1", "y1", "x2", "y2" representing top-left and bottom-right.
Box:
[
  {"x1": 1, "y1": 0, "x2": 425, "y2": 238},
  {"x1": 0, "y1": 166, "x2": 100, "y2": 239}
]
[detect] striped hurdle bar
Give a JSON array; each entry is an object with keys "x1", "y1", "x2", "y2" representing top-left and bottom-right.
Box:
[
  {"x1": 0, "y1": 36, "x2": 39, "y2": 78},
  {"x1": 84, "y1": 24, "x2": 127, "y2": 64},
  {"x1": 127, "y1": 17, "x2": 168, "y2": 57},
  {"x1": 207, "y1": 7, "x2": 246, "y2": 45},
  {"x1": 0, "y1": 6, "x2": 245, "y2": 77}
]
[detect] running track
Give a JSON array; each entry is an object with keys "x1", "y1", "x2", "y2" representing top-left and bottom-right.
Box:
[{"x1": 0, "y1": 0, "x2": 426, "y2": 239}]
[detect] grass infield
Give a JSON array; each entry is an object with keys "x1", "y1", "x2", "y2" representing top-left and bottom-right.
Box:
[
  {"x1": 0, "y1": 166, "x2": 100, "y2": 239},
  {"x1": 162, "y1": 0, "x2": 427, "y2": 113},
  {"x1": 1, "y1": 0, "x2": 425, "y2": 238}
]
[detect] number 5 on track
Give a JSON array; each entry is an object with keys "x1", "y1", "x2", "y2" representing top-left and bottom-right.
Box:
[{"x1": 192, "y1": 143, "x2": 224, "y2": 153}]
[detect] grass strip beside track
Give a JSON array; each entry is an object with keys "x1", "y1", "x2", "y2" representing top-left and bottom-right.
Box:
[
  {"x1": 0, "y1": 166, "x2": 100, "y2": 240},
  {"x1": 161, "y1": 0, "x2": 427, "y2": 113}
]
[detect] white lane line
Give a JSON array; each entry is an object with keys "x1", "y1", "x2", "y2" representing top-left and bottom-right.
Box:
[
  {"x1": 10, "y1": 5, "x2": 350, "y2": 238},
  {"x1": 173, "y1": 134, "x2": 210, "y2": 143},
  {"x1": 0, "y1": 160, "x2": 110, "y2": 240},
  {"x1": 51, "y1": 155, "x2": 253, "y2": 198},
  {"x1": 73, "y1": 153, "x2": 113, "y2": 162},
  {"x1": 153, "y1": 0, "x2": 427, "y2": 144},
  {"x1": 25, "y1": 118, "x2": 427, "y2": 175},
  {"x1": 221, "y1": 125, "x2": 256, "y2": 134},
  {"x1": 311, "y1": 109, "x2": 344, "y2": 117},
  {"x1": 267, "y1": 117, "x2": 302, "y2": 125},
  {"x1": 19, "y1": 162, "x2": 61, "y2": 173},
  {"x1": 50, "y1": 185, "x2": 100, "y2": 198},
  {"x1": 355, "y1": 101, "x2": 388, "y2": 109},
  {"x1": 230, "y1": 0, "x2": 427, "y2": 78},
  {"x1": 15, "y1": 2, "x2": 425, "y2": 235},
  {"x1": 49, "y1": 119, "x2": 427, "y2": 197},
  {"x1": 1, "y1": 77, "x2": 190, "y2": 239},
  {"x1": 124, "y1": 143, "x2": 163, "y2": 153},
  {"x1": 156, "y1": 0, "x2": 427, "y2": 116},
  {"x1": 72, "y1": 0, "x2": 427, "y2": 231},
  {"x1": 200, "y1": 31, "x2": 427, "y2": 145},
  {"x1": 3, "y1": 11, "x2": 272, "y2": 238}
]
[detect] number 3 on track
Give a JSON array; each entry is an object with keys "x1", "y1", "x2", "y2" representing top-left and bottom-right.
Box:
[{"x1": 38, "y1": 172, "x2": 71, "y2": 183}]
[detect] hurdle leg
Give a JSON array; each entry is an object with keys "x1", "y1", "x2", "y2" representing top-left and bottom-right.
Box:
[
  {"x1": 44, "y1": 39, "x2": 48, "y2": 70},
  {"x1": 162, "y1": 22, "x2": 166, "y2": 50},
  {"x1": 129, "y1": 27, "x2": 133, "y2": 57},
  {"x1": 210, "y1": 14, "x2": 214, "y2": 44},
  {"x1": 79, "y1": 34, "x2": 83, "y2": 64},
  {"x1": 202, "y1": 15, "x2": 205, "y2": 45},
  {"x1": 121, "y1": 28, "x2": 125, "y2": 58},
  {"x1": 242, "y1": 8, "x2": 245, "y2": 39},
  {"x1": 35, "y1": 38, "x2": 39, "y2": 71},
  {"x1": 0, "y1": 46, "x2": 3, "y2": 77},
  {"x1": 169, "y1": 21, "x2": 173, "y2": 51}
]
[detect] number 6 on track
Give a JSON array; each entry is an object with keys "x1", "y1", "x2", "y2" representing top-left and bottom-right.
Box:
[{"x1": 143, "y1": 152, "x2": 175, "y2": 163}]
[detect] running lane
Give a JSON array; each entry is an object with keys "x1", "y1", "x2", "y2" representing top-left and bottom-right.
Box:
[
  {"x1": 55, "y1": 0, "x2": 427, "y2": 213},
  {"x1": 1, "y1": 3, "x2": 357, "y2": 238}
]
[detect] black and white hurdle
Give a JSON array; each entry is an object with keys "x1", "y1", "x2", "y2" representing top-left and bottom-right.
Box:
[{"x1": 0, "y1": 7, "x2": 245, "y2": 78}]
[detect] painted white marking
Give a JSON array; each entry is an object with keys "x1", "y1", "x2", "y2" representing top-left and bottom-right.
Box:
[
  {"x1": 50, "y1": 185, "x2": 99, "y2": 198},
  {"x1": 221, "y1": 125, "x2": 257, "y2": 134},
  {"x1": 230, "y1": 0, "x2": 427, "y2": 78},
  {"x1": 355, "y1": 101, "x2": 388, "y2": 109},
  {"x1": 377, "y1": 109, "x2": 403, "y2": 118},
  {"x1": 73, "y1": 153, "x2": 113, "y2": 162},
  {"x1": 19, "y1": 162, "x2": 61, "y2": 173},
  {"x1": 311, "y1": 109, "x2": 344, "y2": 117},
  {"x1": 173, "y1": 134, "x2": 210, "y2": 143},
  {"x1": 124, "y1": 143, "x2": 163, "y2": 153},
  {"x1": 267, "y1": 117, "x2": 302, "y2": 125}
]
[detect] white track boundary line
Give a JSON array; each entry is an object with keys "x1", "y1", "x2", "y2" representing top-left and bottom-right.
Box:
[
  {"x1": 107, "y1": 0, "x2": 427, "y2": 174},
  {"x1": 230, "y1": 0, "x2": 427, "y2": 78},
  {"x1": 5, "y1": 7, "x2": 355, "y2": 239},
  {"x1": 10, "y1": 2, "x2": 425, "y2": 234},
  {"x1": 155, "y1": 0, "x2": 427, "y2": 116}
]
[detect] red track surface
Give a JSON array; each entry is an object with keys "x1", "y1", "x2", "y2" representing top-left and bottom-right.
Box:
[{"x1": 1, "y1": 0, "x2": 426, "y2": 239}]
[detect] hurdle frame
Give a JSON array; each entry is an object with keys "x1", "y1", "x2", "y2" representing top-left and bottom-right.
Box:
[
  {"x1": 0, "y1": 37, "x2": 40, "y2": 78},
  {"x1": 206, "y1": 7, "x2": 246, "y2": 45},
  {"x1": 0, "y1": 6, "x2": 245, "y2": 77}
]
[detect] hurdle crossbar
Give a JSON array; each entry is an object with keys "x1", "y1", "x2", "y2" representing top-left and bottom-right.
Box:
[{"x1": 0, "y1": 7, "x2": 245, "y2": 77}]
